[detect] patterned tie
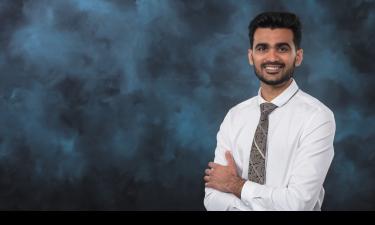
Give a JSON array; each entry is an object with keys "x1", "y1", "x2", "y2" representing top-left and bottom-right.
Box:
[{"x1": 248, "y1": 102, "x2": 278, "y2": 184}]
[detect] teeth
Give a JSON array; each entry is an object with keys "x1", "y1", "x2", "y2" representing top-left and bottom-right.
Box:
[{"x1": 265, "y1": 66, "x2": 281, "y2": 70}]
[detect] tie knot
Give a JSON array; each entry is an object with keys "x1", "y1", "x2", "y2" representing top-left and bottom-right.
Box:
[{"x1": 260, "y1": 103, "x2": 277, "y2": 116}]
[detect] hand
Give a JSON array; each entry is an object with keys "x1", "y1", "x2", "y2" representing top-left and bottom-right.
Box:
[{"x1": 204, "y1": 151, "x2": 245, "y2": 198}]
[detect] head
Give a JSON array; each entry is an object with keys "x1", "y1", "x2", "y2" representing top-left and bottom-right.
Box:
[{"x1": 248, "y1": 12, "x2": 303, "y2": 86}]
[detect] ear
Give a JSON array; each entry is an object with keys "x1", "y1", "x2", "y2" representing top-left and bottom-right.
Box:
[
  {"x1": 294, "y1": 48, "x2": 303, "y2": 67},
  {"x1": 248, "y1": 49, "x2": 254, "y2": 65}
]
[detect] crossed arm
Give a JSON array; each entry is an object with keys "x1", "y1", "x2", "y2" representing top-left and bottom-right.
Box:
[
  {"x1": 204, "y1": 151, "x2": 245, "y2": 199},
  {"x1": 203, "y1": 109, "x2": 335, "y2": 211}
]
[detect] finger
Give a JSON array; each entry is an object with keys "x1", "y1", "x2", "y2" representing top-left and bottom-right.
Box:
[
  {"x1": 204, "y1": 175, "x2": 210, "y2": 182},
  {"x1": 208, "y1": 162, "x2": 218, "y2": 169},
  {"x1": 205, "y1": 169, "x2": 211, "y2": 175},
  {"x1": 225, "y1": 151, "x2": 235, "y2": 167}
]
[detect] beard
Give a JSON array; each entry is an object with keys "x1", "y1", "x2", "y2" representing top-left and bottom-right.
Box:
[{"x1": 253, "y1": 58, "x2": 296, "y2": 86}]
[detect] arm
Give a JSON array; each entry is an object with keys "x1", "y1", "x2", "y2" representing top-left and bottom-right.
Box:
[
  {"x1": 204, "y1": 110, "x2": 250, "y2": 211},
  {"x1": 240, "y1": 109, "x2": 336, "y2": 210}
]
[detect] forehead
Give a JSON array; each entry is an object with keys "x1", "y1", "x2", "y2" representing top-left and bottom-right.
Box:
[{"x1": 253, "y1": 28, "x2": 294, "y2": 45}]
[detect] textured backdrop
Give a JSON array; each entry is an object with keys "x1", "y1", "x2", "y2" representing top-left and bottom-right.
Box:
[{"x1": 0, "y1": 0, "x2": 374, "y2": 210}]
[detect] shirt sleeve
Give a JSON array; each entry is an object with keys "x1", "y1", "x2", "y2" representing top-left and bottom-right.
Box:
[
  {"x1": 240, "y1": 108, "x2": 336, "y2": 210},
  {"x1": 204, "y1": 109, "x2": 250, "y2": 211}
]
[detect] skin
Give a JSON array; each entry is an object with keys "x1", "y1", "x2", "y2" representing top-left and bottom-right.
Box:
[
  {"x1": 204, "y1": 28, "x2": 304, "y2": 199},
  {"x1": 249, "y1": 28, "x2": 304, "y2": 101},
  {"x1": 204, "y1": 151, "x2": 245, "y2": 198}
]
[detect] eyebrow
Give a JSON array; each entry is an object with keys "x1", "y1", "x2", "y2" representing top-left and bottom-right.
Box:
[{"x1": 254, "y1": 42, "x2": 292, "y2": 49}]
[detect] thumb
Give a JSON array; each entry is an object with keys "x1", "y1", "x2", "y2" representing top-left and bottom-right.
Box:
[{"x1": 225, "y1": 151, "x2": 235, "y2": 167}]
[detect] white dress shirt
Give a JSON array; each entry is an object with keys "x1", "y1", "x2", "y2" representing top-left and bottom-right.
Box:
[{"x1": 204, "y1": 79, "x2": 335, "y2": 211}]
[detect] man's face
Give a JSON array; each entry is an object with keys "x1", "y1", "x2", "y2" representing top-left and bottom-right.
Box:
[{"x1": 248, "y1": 28, "x2": 303, "y2": 86}]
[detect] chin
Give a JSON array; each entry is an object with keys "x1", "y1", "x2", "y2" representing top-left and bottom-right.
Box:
[{"x1": 263, "y1": 74, "x2": 283, "y2": 81}]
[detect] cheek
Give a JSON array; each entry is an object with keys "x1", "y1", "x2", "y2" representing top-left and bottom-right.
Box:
[
  {"x1": 282, "y1": 56, "x2": 296, "y2": 66},
  {"x1": 251, "y1": 57, "x2": 263, "y2": 67}
]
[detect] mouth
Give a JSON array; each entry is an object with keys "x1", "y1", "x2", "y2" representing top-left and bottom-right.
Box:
[{"x1": 262, "y1": 64, "x2": 284, "y2": 74}]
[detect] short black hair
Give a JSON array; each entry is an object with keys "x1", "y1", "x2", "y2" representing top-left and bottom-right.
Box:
[{"x1": 248, "y1": 12, "x2": 302, "y2": 49}]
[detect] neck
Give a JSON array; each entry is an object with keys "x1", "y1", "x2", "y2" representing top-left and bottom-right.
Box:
[{"x1": 260, "y1": 79, "x2": 293, "y2": 102}]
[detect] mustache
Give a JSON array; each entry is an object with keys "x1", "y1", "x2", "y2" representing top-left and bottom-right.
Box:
[{"x1": 261, "y1": 62, "x2": 285, "y2": 68}]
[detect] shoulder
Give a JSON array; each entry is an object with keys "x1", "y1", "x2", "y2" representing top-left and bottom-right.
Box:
[
  {"x1": 293, "y1": 90, "x2": 335, "y2": 124},
  {"x1": 226, "y1": 96, "x2": 258, "y2": 119}
]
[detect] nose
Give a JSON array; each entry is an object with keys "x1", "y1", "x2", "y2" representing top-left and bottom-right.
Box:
[{"x1": 266, "y1": 48, "x2": 280, "y2": 62}]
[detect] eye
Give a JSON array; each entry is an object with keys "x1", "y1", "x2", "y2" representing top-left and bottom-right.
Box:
[
  {"x1": 278, "y1": 46, "x2": 290, "y2": 52},
  {"x1": 255, "y1": 45, "x2": 267, "y2": 52}
]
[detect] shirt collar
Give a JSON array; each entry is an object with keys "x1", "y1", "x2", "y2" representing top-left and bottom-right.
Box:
[{"x1": 257, "y1": 79, "x2": 299, "y2": 107}]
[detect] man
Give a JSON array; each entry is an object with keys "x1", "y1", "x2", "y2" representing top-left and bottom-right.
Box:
[{"x1": 203, "y1": 12, "x2": 335, "y2": 211}]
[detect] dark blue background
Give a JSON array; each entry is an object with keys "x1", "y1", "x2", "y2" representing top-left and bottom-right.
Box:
[{"x1": 0, "y1": 0, "x2": 374, "y2": 210}]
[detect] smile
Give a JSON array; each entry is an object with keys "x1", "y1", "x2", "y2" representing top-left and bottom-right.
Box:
[{"x1": 263, "y1": 64, "x2": 284, "y2": 73}]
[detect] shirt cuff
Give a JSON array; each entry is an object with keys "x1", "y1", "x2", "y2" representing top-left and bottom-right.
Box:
[{"x1": 241, "y1": 180, "x2": 272, "y2": 207}]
